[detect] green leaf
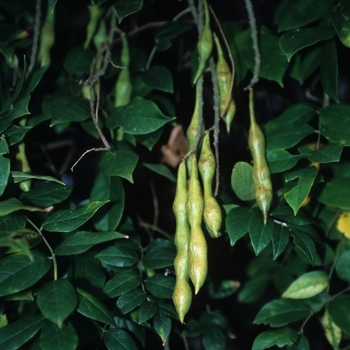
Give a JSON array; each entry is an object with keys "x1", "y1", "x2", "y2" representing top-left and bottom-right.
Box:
[
  {"x1": 40, "y1": 321, "x2": 78, "y2": 350},
  {"x1": 323, "y1": 308, "x2": 342, "y2": 349},
  {"x1": 69, "y1": 251, "x2": 106, "y2": 291},
  {"x1": 24, "y1": 66, "x2": 47, "y2": 96},
  {"x1": 0, "y1": 251, "x2": 51, "y2": 297},
  {"x1": 284, "y1": 167, "x2": 319, "y2": 215},
  {"x1": 328, "y1": 295, "x2": 350, "y2": 334},
  {"x1": 226, "y1": 207, "x2": 252, "y2": 245},
  {"x1": 155, "y1": 37, "x2": 172, "y2": 51},
  {"x1": 153, "y1": 310, "x2": 171, "y2": 344},
  {"x1": 275, "y1": 0, "x2": 334, "y2": 32},
  {"x1": 321, "y1": 40, "x2": 339, "y2": 102},
  {"x1": 43, "y1": 95, "x2": 90, "y2": 126},
  {"x1": 114, "y1": 0, "x2": 143, "y2": 23},
  {"x1": 12, "y1": 96, "x2": 31, "y2": 121},
  {"x1": 332, "y1": 9, "x2": 350, "y2": 47},
  {"x1": 76, "y1": 288, "x2": 115, "y2": 325},
  {"x1": 141, "y1": 65, "x2": 174, "y2": 93},
  {"x1": 267, "y1": 150, "x2": 304, "y2": 174},
  {"x1": 248, "y1": 210, "x2": 272, "y2": 255},
  {"x1": 282, "y1": 271, "x2": 329, "y2": 299},
  {"x1": 20, "y1": 183, "x2": 73, "y2": 207},
  {"x1": 48, "y1": 0, "x2": 58, "y2": 10},
  {"x1": 155, "y1": 21, "x2": 191, "y2": 39},
  {"x1": 0, "y1": 315, "x2": 44, "y2": 349},
  {"x1": 237, "y1": 26, "x2": 288, "y2": 86},
  {"x1": 37, "y1": 279, "x2": 77, "y2": 328},
  {"x1": 117, "y1": 289, "x2": 147, "y2": 314},
  {"x1": 231, "y1": 161, "x2": 255, "y2": 201},
  {"x1": 289, "y1": 47, "x2": 322, "y2": 84},
  {"x1": 135, "y1": 128, "x2": 162, "y2": 151},
  {"x1": 0, "y1": 138, "x2": 10, "y2": 197},
  {"x1": 0, "y1": 213, "x2": 26, "y2": 230},
  {"x1": 317, "y1": 178, "x2": 350, "y2": 210},
  {"x1": 202, "y1": 327, "x2": 226, "y2": 350},
  {"x1": 11, "y1": 171, "x2": 67, "y2": 185},
  {"x1": 208, "y1": 279, "x2": 240, "y2": 299},
  {"x1": 287, "y1": 334, "x2": 310, "y2": 350},
  {"x1": 103, "y1": 327, "x2": 139, "y2": 350},
  {"x1": 90, "y1": 172, "x2": 125, "y2": 231},
  {"x1": 0, "y1": 198, "x2": 54, "y2": 216},
  {"x1": 335, "y1": 251, "x2": 350, "y2": 282},
  {"x1": 5, "y1": 124, "x2": 31, "y2": 145},
  {"x1": 145, "y1": 274, "x2": 175, "y2": 299},
  {"x1": 106, "y1": 97, "x2": 175, "y2": 135},
  {"x1": 143, "y1": 239, "x2": 176, "y2": 269},
  {"x1": 280, "y1": 27, "x2": 335, "y2": 62},
  {"x1": 266, "y1": 123, "x2": 314, "y2": 152},
  {"x1": 252, "y1": 328, "x2": 299, "y2": 350},
  {"x1": 63, "y1": 46, "x2": 95, "y2": 75},
  {"x1": 301, "y1": 143, "x2": 343, "y2": 164},
  {"x1": 42, "y1": 200, "x2": 109, "y2": 232},
  {"x1": 254, "y1": 299, "x2": 311, "y2": 327},
  {"x1": 138, "y1": 300, "x2": 159, "y2": 324},
  {"x1": 271, "y1": 224, "x2": 290, "y2": 260},
  {"x1": 291, "y1": 228, "x2": 316, "y2": 264},
  {"x1": 238, "y1": 274, "x2": 270, "y2": 303},
  {"x1": 142, "y1": 163, "x2": 176, "y2": 182},
  {"x1": 99, "y1": 142, "x2": 139, "y2": 183},
  {"x1": 54, "y1": 231, "x2": 126, "y2": 256},
  {"x1": 103, "y1": 270, "x2": 142, "y2": 298},
  {"x1": 320, "y1": 104, "x2": 350, "y2": 146},
  {"x1": 95, "y1": 243, "x2": 138, "y2": 267}
]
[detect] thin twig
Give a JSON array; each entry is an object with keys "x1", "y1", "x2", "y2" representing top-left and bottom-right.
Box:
[
  {"x1": 150, "y1": 181, "x2": 159, "y2": 230},
  {"x1": 188, "y1": 0, "x2": 199, "y2": 27},
  {"x1": 194, "y1": 75, "x2": 204, "y2": 153},
  {"x1": 89, "y1": 83, "x2": 111, "y2": 150},
  {"x1": 209, "y1": 57, "x2": 220, "y2": 196},
  {"x1": 70, "y1": 147, "x2": 108, "y2": 172},
  {"x1": 244, "y1": 0, "x2": 261, "y2": 90},
  {"x1": 27, "y1": 217, "x2": 58, "y2": 281},
  {"x1": 209, "y1": 5, "x2": 235, "y2": 117},
  {"x1": 27, "y1": 0, "x2": 42, "y2": 77}
]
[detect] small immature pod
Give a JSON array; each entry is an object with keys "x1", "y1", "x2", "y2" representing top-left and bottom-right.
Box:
[
  {"x1": 172, "y1": 161, "x2": 192, "y2": 323},
  {"x1": 84, "y1": 4, "x2": 104, "y2": 49},
  {"x1": 115, "y1": 34, "x2": 132, "y2": 107},
  {"x1": 187, "y1": 155, "x2": 208, "y2": 294},
  {"x1": 193, "y1": 0, "x2": 213, "y2": 84},
  {"x1": 38, "y1": 6, "x2": 55, "y2": 67},
  {"x1": 198, "y1": 132, "x2": 222, "y2": 237},
  {"x1": 213, "y1": 33, "x2": 236, "y2": 134},
  {"x1": 248, "y1": 89, "x2": 273, "y2": 225}
]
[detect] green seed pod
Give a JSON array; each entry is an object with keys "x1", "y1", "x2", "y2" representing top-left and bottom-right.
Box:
[
  {"x1": 187, "y1": 155, "x2": 207, "y2": 294},
  {"x1": 115, "y1": 34, "x2": 132, "y2": 107},
  {"x1": 172, "y1": 161, "x2": 192, "y2": 323},
  {"x1": 248, "y1": 90, "x2": 273, "y2": 225},
  {"x1": 84, "y1": 4, "x2": 104, "y2": 49},
  {"x1": 115, "y1": 68, "x2": 132, "y2": 107},
  {"x1": 16, "y1": 142, "x2": 31, "y2": 192},
  {"x1": 213, "y1": 33, "x2": 236, "y2": 134},
  {"x1": 193, "y1": 0, "x2": 213, "y2": 84},
  {"x1": 93, "y1": 18, "x2": 107, "y2": 52},
  {"x1": 198, "y1": 132, "x2": 222, "y2": 237},
  {"x1": 38, "y1": 6, "x2": 55, "y2": 67}
]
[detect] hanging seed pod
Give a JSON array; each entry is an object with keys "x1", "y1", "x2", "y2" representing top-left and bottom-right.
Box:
[
  {"x1": 248, "y1": 89, "x2": 273, "y2": 225},
  {"x1": 198, "y1": 132, "x2": 222, "y2": 237},
  {"x1": 187, "y1": 155, "x2": 208, "y2": 294}
]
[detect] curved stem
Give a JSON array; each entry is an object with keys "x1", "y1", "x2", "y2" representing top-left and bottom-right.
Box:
[
  {"x1": 209, "y1": 57, "x2": 220, "y2": 196},
  {"x1": 27, "y1": 217, "x2": 58, "y2": 281},
  {"x1": 145, "y1": 45, "x2": 157, "y2": 70},
  {"x1": 244, "y1": 0, "x2": 261, "y2": 90}
]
